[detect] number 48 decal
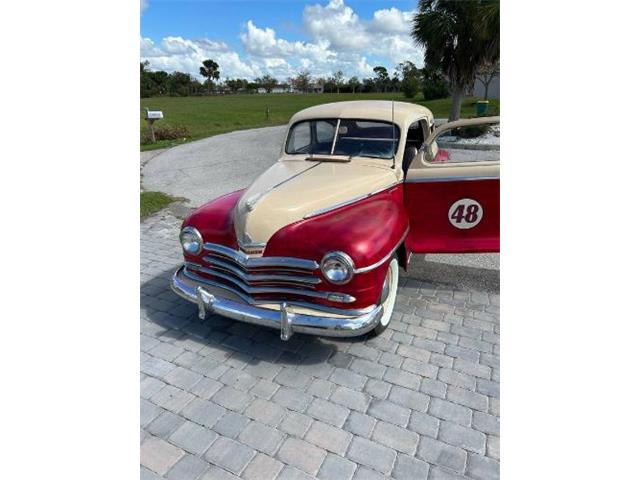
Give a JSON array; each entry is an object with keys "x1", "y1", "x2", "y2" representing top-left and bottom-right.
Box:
[{"x1": 448, "y1": 198, "x2": 483, "y2": 229}]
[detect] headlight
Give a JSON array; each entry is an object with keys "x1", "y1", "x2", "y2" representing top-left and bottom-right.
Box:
[
  {"x1": 180, "y1": 227, "x2": 203, "y2": 255},
  {"x1": 320, "y1": 251, "x2": 354, "y2": 284}
]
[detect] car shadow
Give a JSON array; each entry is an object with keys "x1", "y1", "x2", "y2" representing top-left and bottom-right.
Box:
[{"x1": 140, "y1": 268, "x2": 375, "y2": 368}]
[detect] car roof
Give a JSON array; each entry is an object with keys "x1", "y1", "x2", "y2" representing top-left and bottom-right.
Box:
[{"x1": 289, "y1": 100, "x2": 434, "y2": 130}]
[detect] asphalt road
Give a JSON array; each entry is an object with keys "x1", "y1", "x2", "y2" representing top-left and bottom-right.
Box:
[{"x1": 142, "y1": 126, "x2": 499, "y2": 291}]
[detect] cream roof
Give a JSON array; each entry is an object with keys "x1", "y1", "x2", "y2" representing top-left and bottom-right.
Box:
[{"x1": 288, "y1": 100, "x2": 434, "y2": 131}]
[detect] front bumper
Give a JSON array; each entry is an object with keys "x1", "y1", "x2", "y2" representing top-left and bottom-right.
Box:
[{"x1": 170, "y1": 265, "x2": 383, "y2": 340}]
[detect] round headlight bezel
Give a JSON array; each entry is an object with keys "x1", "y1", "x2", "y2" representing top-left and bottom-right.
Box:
[
  {"x1": 320, "y1": 251, "x2": 355, "y2": 285},
  {"x1": 180, "y1": 226, "x2": 203, "y2": 255}
]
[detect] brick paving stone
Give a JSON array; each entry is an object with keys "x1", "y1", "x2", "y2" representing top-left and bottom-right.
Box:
[
  {"x1": 214, "y1": 411, "x2": 251, "y2": 439},
  {"x1": 446, "y1": 386, "x2": 489, "y2": 412},
  {"x1": 353, "y1": 467, "x2": 387, "y2": 480},
  {"x1": 272, "y1": 386, "x2": 313, "y2": 412},
  {"x1": 420, "y1": 377, "x2": 447, "y2": 399},
  {"x1": 166, "y1": 454, "x2": 209, "y2": 480},
  {"x1": 277, "y1": 437, "x2": 327, "y2": 476},
  {"x1": 467, "y1": 452, "x2": 499, "y2": 480},
  {"x1": 200, "y1": 466, "x2": 241, "y2": 480},
  {"x1": 306, "y1": 378, "x2": 334, "y2": 399},
  {"x1": 279, "y1": 410, "x2": 313, "y2": 437},
  {"x1": 317, "y1": 453, "x2": 357, "y2": 480},
  {"x1": 365, "y1": 379, "x2": 392, "y2": 399},
  {"x1": 189, "y1": 376, "x2": 224, "y2": 400},
  {"x1": 330, "y1": 386, "x2": 371, "y2": 412},
  {"x1": 472, "y1": 411, "x2": 500, "y2": 435},
  {"x1": 277, "y1": 466, "x2": 316, "y2": 480},
  {"x1": 408, "y1": 411, "x2": 439, "y2": 438},
  {"x1": 347, "y1": 436, "x2": 397, "y2": 475},
  {"x1": 306, "y1": 398, "x2": 350, "y2": 427},
  {"x1": 205, "y1": 436, "x2": 256, "y2": 475},
  {"x1": 344, "y1": 411, "x2": 377, "y2": 438},
  {"x1": 372, "y1": 420, "x2": 420, "y2": 455},
  {"x1": 244, "y1": 398, "x2": 286, "y2": 426},
  {"x1": 141, "y1": 376, "x2": 166, "y2": 400},
  {"x1": 487, "y1": 435, "x2": 500, "y2": 460},
  {"x1": 392, "y1": 453, "x2": 430, "y2": 480},
  {"x1": 146, "y1": 410, "x2": 184, "y2": 439},
  {"x1": 429, "y1": 466, "x2": 468, "y2": 480},
  {"x1": 238, "y1": 421, "x2": 285, "y2": 455},
  {"x1": 438, "y1": 421, "x2": 486, "y2": 455},
  {"x1": 383, "y1": 367, "x2": 421, "y2": 390},
  {"x1": 367, "y1": 399, "x2": 411, "y2": 427},
  {"x1": 151, "y1": 385, "x2": 195, "y2": 413},
  {"x1": 181, "y1": 397, "x2": 227, "y2": 427},
  {"x1": 305, "y1": 420, "x2": 353, "y2": 455},
  {"x1": 250, "y1": 378, "x2": 280, "y2": 399},
  {"x1": 140, "y1": 436, "x2": 184, "y2": 475},
  {"x1": 388, "y1": 385, "x2": 430, "y2": 412},
  {"x1": 329, "y1": 368, "x2": 368, "y2": 389},
  {"x1": 220, "y1": 367, "x2": 260, "y2": 391},
  {"x1": 212, "y1": 385, "x2": 253, "y2": 412},
  {"x1": 416, "y1": 437, "x2": 466, "y2": 473},
  {"x1": 169, "y1": 420, "x2": 218, "y2": 455},
  {"x1": 350, "y1": 358, "x2": 386, "y2": 379},
  {"x1": 275, "y1": 367, "x2": 312, "y2": 389},
  {"x1": 141, "y1": 399, "x2": 162, "y2": 427},
  {"x1": 429, "y1": 398, "x2": 472, "y2": 426},
  {"x1": 242, "y1": 453, "x2": 284, "y2": 480}
]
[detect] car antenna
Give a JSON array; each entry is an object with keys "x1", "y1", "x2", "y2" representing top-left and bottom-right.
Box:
[{"x1": 391, "y1": 100, "x2": 396, "y2": 169}]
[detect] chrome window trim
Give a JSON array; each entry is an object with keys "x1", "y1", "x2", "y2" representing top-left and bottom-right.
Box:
[
  {"x1": 183, "y1": 266, "x2": 356, "y2": 304},
  {"x1": 203, "y1": 242, "x2": 319, "y2": 270},
  {"x1": 354, "y1": 228, "x2": 409, "y2": 274},
  {"x1": 404, "y1": 175, "x2": 499, "y2": 183}
]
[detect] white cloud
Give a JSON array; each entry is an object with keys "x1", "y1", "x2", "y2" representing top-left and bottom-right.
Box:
[
  {"x1": 140, "y1": 36, "x2": 261, "y2": 79},
  {"x1": 140, "y1": 0, "x2": 149, "y2": 14},
  {"x1": 140, "y1": 0, "x2": 423, "y2": 81}
]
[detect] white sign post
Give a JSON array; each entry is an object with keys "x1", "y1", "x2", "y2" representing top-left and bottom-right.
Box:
[{"x1": 144, "y1": 108, "x2": 163, "y2": 143}]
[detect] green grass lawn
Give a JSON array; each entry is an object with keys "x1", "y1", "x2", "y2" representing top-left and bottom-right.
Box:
[
  {"x1": 140, "y1": 191, "x2": 177, "y2": 218},
  {"x1": 140, "y1": 93, "x2": 500, "y2": 151}
]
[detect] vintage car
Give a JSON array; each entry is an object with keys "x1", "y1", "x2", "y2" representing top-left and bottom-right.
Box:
[{"x1": 171, "y1": 101, "x2": 499, "y2": 340}]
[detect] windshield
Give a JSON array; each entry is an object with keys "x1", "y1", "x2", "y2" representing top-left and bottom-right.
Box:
[{"x1": 285, "y1": 118, "x2": 400, "y2": 159}]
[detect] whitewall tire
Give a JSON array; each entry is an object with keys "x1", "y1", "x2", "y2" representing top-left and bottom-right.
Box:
[{"x1": 371, "y1": 255, "x2": 399, "y2": 337}]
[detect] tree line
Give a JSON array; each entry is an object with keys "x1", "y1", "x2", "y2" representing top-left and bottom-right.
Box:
[{"x1": 141, "y1": 59, "x2": 450, "y2": 101}]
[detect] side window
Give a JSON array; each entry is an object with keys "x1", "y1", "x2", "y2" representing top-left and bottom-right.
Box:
[
  {"x1": 315, "y1": 120, "x2": 335, "y2": 143},
  {"x1": 430, "y1": 122, "x2": 500, "y2": 164},
  {"x1": 406, "y1": 120, "x2": 426, "y2": 149},
  {"x1": 286, "y1": 123, "x2": 311, "y2": 153}
]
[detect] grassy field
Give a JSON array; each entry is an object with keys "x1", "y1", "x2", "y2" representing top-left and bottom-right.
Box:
[
  {"x1": 140, "y1": 191, "x2": 177, "y2": 218},
  {"x1": 140, "y1": 93, "x2": 500, "y2": 151}
]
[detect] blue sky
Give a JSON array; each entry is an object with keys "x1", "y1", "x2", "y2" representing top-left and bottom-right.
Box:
[{"x1": 140, "y1": 0, "x2": 422, "y2": 81}]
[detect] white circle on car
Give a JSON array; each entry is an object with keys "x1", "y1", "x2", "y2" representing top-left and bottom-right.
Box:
[{"x1": 448, "y1": 198, "x2": 483, "y2": 229}]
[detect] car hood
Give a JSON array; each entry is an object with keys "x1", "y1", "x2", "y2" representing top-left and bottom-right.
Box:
[{"x1": 234, "y1": 159, "x2": 400, "y2": 249}]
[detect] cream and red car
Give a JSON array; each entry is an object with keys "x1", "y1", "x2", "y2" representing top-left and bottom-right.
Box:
[{"x1": 172, "y1": 101, "x2": 499, "y2": 340}]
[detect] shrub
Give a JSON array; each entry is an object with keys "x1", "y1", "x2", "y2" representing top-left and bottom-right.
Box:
[
  {"x1": 402, "y1": 76, "x2": 421, "y2": 98},
  {"x1": 141, "y1": 124, "x2": 191, "y2": 144}
]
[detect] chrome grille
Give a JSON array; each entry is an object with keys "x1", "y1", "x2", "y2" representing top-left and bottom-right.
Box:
[{"x1": 184, "y1": 242, "x2": 355, "y2": 304}]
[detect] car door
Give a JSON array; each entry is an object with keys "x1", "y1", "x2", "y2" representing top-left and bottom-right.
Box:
[{"x1": 403, "y1": 116, "x2": 500, "y2": 253}]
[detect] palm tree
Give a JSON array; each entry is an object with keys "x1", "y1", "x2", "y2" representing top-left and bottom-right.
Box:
[
  {"x1": 412, "y1": 0, "x2": 499, "y2": 120},
  {"x1": 199, "y1": 59, "x2": 220, "y2": 94}
]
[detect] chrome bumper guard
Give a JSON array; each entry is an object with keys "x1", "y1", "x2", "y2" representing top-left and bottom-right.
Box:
[{"x1": 170, "y1": 266, "x2": 382, "y2": 341}]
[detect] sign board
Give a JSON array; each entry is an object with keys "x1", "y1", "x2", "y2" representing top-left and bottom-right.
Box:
[{"x1": 146, "y1": 110, "x2": 163, "y2": 120}]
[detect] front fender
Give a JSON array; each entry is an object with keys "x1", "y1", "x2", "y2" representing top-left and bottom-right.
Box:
[
  {"x1": 264, "y1": 184, "x2": 408, "y2": 309},
  {"x1": 181, "y1": 189, "x2": 245, "y2": 261}
]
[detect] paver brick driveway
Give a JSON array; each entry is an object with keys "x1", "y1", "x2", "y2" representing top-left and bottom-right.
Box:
[{"x1": 140, "y1": 212, "x2": 500, "y2": 480}]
